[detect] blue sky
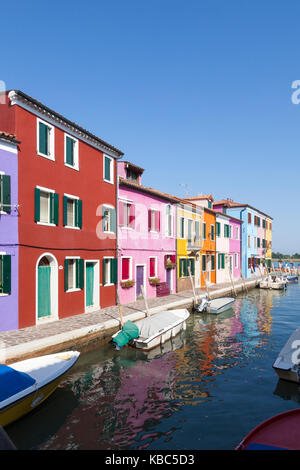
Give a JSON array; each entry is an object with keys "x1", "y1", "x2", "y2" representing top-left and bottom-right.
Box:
[{"x1": 1, "y1": 0, "x2": 300, "y2": 253}]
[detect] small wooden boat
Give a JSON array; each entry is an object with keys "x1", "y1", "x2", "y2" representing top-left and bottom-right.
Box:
[
  {"x1": 195, "y1": 296, "x2": 235, "y2": 314},
  {"x1": 273, "y1": 327, "x2": 300, "y2": 383},
  {"x1": 0, "y1": 351, "x2": 80, "y2": 427},
  {"x1": 112, "y1": 309, "x2": 190, "y2": 351},
  {"x1": 236, "y1": 409, "x2": 300, "y2": 450},
  {"x1": 286, "y1": 275, "x2": 298, "y2": 283}
]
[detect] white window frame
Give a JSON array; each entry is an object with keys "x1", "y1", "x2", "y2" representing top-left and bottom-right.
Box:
[
  {"x1": 103, "y1": 256, "x2": 114, "y2": 286},
  {"x1": 149, "y1": 256, "x2": 158, "y2": 278},
  {"x1": 236, "y1": 227, "x2": 239, "y2": 240},
  {"x1": 37, "y1": 118, "x2": 55, "y2": 161},
  {"x1": 64, "y1": 133, "x2": 79, "y2": 171},
  {"x1": 64, "y1": 193, "x2": 80, "y2": 230},
  {"x1": 103, "y1": 154, "x2": 114, "y2": 184},
  {"x1": 65, "y1": 256, "x2": 81, "y2": 293},
  {"x1": 103, "y1": 204, "x2": 115, "y2": 234},
  {"x1": 149, "y1": 208, "x2": 160, "y2": 233},
  {"x1": 165, "y1": 204, "x2": 173, "y2": 238},
  {"x1": 36, "y1": 185, "x2": 56, "y2": 227}
]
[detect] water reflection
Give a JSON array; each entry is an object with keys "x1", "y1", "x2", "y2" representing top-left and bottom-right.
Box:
[{"x1": 7, "y1": 286, "x2": 298, "y2": 450}]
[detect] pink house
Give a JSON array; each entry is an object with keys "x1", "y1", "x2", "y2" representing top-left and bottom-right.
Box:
[
  {"x1": 229, "y1": 216, "x2": 242, "y2": 280},
  {"x1": 117, "y1": 161, "x2": 177, "y2": 304}
]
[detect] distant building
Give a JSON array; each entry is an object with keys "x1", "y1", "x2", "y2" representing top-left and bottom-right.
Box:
[{"x1": 213, "y1": 198, "x2": 273, "y2": 278}]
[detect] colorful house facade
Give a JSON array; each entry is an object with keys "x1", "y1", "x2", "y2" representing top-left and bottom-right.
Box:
[
  {"x1": 0, "y1": 132, "x2": 19, "y2": 332},
  {"x1": 0, "y1": 90, "x2": 123, "y2": 330},
  {"x1": 118, "y1": 161, "x2": 177, "y2": 304},
  {"x1": 176, "y1": 200, "x2": 203, "y2": 292},
  {"x1": 213, "y1": 199, "x2": 272, "y2": 278}
]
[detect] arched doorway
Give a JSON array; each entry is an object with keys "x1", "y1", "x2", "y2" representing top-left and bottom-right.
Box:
[{"x1": 36, "y1": 253, "x2": 58, "y2": 322}]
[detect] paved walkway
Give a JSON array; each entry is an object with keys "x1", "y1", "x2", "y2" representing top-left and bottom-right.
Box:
[{"x1": 0, "y1": 277, "x2": 260, "y2": 363}]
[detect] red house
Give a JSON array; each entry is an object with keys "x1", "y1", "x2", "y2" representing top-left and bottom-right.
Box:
[{"x1": 0, "y1": 90, "x2": 123, "y2": 329}]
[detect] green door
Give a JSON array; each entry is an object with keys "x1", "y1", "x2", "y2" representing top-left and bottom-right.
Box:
[
  {"x1": 38, "y1": 265, "x2": 51, "y2": 318},
  {"x1": 86, "y1": 262, "x2": 94, "y2": 307}
]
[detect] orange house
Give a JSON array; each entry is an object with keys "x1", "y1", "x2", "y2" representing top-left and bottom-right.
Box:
[{"x1": 200, "y1": 208, "x2": 216, "y2": 287}]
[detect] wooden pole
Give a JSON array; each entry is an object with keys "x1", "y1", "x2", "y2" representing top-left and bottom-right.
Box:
[
  {"x1": 227, "y1": 259, "x2": 237, "y2": 297},
  {"x1": 141, "y1": 285, "x2": 150, "y2": 317},
  {"x1": 188, "y1": 266, "x2": 198, "y2": 307},
  {"x1": 116, "y1": 289, "x2": 124, "y2": 327},
  {"x1": 202, "y1": 270, "x2": 210, "y2": 300},
  {"x1": 240, "y1": 268, "x2": 248, "y2": 293}
]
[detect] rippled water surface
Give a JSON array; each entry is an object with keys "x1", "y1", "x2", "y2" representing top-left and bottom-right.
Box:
[{"x1": 7, "y1": 283, "x2": 300, "y2": 450}]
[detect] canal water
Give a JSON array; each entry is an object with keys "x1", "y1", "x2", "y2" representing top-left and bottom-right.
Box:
[{"x1": 6, "y1": 282, "x2": 300, "y2": 450}]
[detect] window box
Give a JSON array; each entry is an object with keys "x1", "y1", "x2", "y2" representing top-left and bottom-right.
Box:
[
  {"x1": 165, "y1": 255, "x2": 176, "y2": 269},
  {"x1": 121, "y1": 280, "x2": 135, "y2": 288},
  {"x1": 149, "y1": 277, "x2": 160, "y2": 286}
]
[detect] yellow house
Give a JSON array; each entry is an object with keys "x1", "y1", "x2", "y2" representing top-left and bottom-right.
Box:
[
  {"x1": 176, "y1": 199, "x2": 203, "y2": 292},
  {"x1": 265, "y1": 217, "x2": 272, "y2": 267}
]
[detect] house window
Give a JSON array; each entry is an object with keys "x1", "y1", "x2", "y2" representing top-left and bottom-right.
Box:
[
  {"x1": 121, "y1": 257, "x2": 131, "y2": 281},
  {"x1": 179, "y1": 258, "x2": 188, "y2": 277},
  {"x1": 37, "y1": 119, "x2": 55, "y2": 160},
  {"x1": 202, "y1": 254, "x2": 206, "y2": 271},
  {"x1": 248, "y1": 213, "x2": 252, "y2": 224},
  {"x1": 102, "y1": 205, "x2": 116, "y2": 233},
  {"x1": 216, "y1": 222, "x2": 221, "y2": 237},
  {"x1": 202, "y1": 222, "x2": 206, "y2": 239},
  {"x1": 35, "y1": 187, "x2": 59, "y2": 225},
  {"x1": 103, "y1": 258, "x2": 117, "y2": 285},
  {"x1": 103, "y1": 155, "x2": 114, "y2": 183},
  {"x1": 218, "y1": 253, "x2": 225, "y2": 269},
  {"x1": 235, "y1": 253, "x2": 238, "y2": 268},
  {"x1": 119, "y1": 201, "x2": 135, "y2": 228},
  {"x1": 210, "y1": 224, "x2": 215, "y2": 241},
  {"x1": 166, "y1": 205, "x2": 173, "y2": 237},
  {"x1": 148, "y1": 209, "x2": 160, "y2": 232},
  {"x1": 64, "y1": 258, "x2": 84, "y2": 291},
  {"x1": 248, "y1": 235, "x2": 251, "y2": 247},
  {"x1": 224, "y1": 224, "x2": 230, "y2": 238},
  {"x1": 65, "y1": 134, "x2": 79, "y2": 170},
  {"x1": 0, "y1": 254, "x2": 11, "y2": 294},
  {"x1": 180, "y1": 217, "x2": 185, "y2": 238},
  {"x1": 208, "y1": 201, "x2": 212, "y2": 209},
  {"x1": 187, "y1": 219, "x2": 193, "y2": 244},
  {"x1": 195, "y1": 220, "x2": 200, "y2": 241},
  {"x1": 0, "y1": 174, "x2": 11, "y2": 214},
  {"x1": 235, "y1": 227, "x2": 239, "y2": 239},
  {"x1": 149, "y1": 257, "x2": 157, "y2": 278},
  {"x1": 262, "y1": 219, "x2": 266, "y2": 229},
  {"x1": 257, "y1": 237, "x2": 260, "y2": 248},
  {"x1": 211, "y1": 255, "x2": 215, "y2": 270},
  {"x1": 63, "y1": 195, "x2": 82, "y2": 229},
  {"x1": 126, "y1": 168, "x2": 139, "y2": 182},
  {"x1": 188, "y1": 257, "x2": 195, "y2": 275}
]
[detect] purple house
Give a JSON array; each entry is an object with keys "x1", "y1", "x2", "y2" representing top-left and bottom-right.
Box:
[{"x1": 0, "y1": 132, "x2": 19, "y2": 332}]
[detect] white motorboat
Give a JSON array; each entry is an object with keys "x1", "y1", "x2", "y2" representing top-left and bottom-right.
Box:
[
  {"x1": 259, "y1": 275, "x2": 286, "y2": 290},
  {"x1": 273, "y1": 328, "x2": 300, "y2": 383},
  {"x1": 112, "y1": 309, "x2": 190, "y2": 351},
  {"x1": 195, "y1": 296, "x2": 235, "y2": 314},
  {"x1": 0, "y1": 351, "x2": 80, "y2": 427}
]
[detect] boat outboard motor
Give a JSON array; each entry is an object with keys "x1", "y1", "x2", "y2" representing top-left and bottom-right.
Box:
[{"x1": 197, "y1": 297, "x2": 209, "y2": 313}]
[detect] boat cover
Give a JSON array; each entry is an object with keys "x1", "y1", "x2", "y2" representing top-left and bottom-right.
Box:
[
  {"x1": 0, "y1": 365, "x2": 36, "y2": 402},
  {"x1": 135, "y1": 311, "x2": 183, "y2": 339},
  {"x1": 210, "y1": 298, "x2": 234, "y2": 309},
  {"x1": 113, "y1": 320, "x2": 139, "y2": 349}
]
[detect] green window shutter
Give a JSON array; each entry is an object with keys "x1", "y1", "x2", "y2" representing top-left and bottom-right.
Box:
[
  {"x1": 211, "y1": 225, "x2": 214, "y2": 240},
  {"x1": 181, "y1": 218, "x2": 184, "y2": 238},
  {"x1": 2, "y1": 255, "x2": 11, "y2": 294},
  {"x1": 53, "y1": 193, "x2": 59, "y2": 225},
  {"x1": 110, "y1": 208, "x2": 116, "y2": 233},
  {"x1": 34, "y1": 188, "x2": 40, "y2": 222},
  {"x1": 77, "y1": 200, "x2": 82, "y2": 228},
  {"x1": 183, "y1": 258, "x2": 188, "y2": 276},
  {"x1": 63, "y1": 196, "x2": 68, "y2": 226},
  {"x1": 203, "y1": 223, "x2": 206, "y2": 239},
  {"x1": 49, "y1": 193, "x2": 56, "y2": 224},
  {"x1": 2, "y1": 175, "x2": 11, "y2": 214},
  {"x1": 216, "y1": 222, "x2": 220, "y2": 236},
  {"x1": 190, "y1": 258, "x2": 195, "y2": 275},
  {"x1": 179, "y1": 259, "x2": 183, "y2": 277},
  {"x1": 202, "y1": 255, "x2": 206, "y2": 271},
  {"x1": 222, "y1": 254, "x2": 225, "y2": 269},
  {"x1": 102, "y1": 258, "x2": 107, "y2": 285},
  {"x1": 64, "y1": 259, "x2": 69, "y2": 291},
  {"x1": 39, "y1": 122, "x2": 48, "y2": 155},
  {"x1": 211, "y1": 255, "x2": 215, "y2": 270},
  {"x1": 66, "y1": 136, "x2": 74, "y2": 166},
  {"x1": 104, "y1": 156, "x2": 110, "y2": 180},
  {"x1": 111, "y1": 258, "x2": 117, "y2": 285},
  {"x1": 77, "y1": 259, "x2": 84, "y2": 289}
]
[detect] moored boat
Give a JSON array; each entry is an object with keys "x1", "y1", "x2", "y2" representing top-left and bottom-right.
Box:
[
  {"x1": 259, "y1": 275, "x2": 286, "y2": 290},
  {"x1": 0, "y1": 351, "x2": 80, "y2": 427},
  {"x1": 195, "y1": 296, "x2": 235, "y2": 314},
  {"x1": 286, "y1": 275, "x2": 298, "y2": 283},
  {"x1": 236, "y1": 409, "x2": 300, "y2": 450},
  {"x1": 112, "y1": 309, "x2": 190, "y2": 351},
  {"x1": 273, "y1": 327, "x2": 300, "y2": 383}
]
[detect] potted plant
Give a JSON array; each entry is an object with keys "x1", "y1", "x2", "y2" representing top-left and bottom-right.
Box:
[
  {"x1": 149, "y1": 277, "x2": 160, "y2": 286},
  {"x1": 120, "y1": 280, "x2": 135, "y2": 288},
  {"x1": 165, "y1": 258, "x2": 176, "y2": 269}
]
